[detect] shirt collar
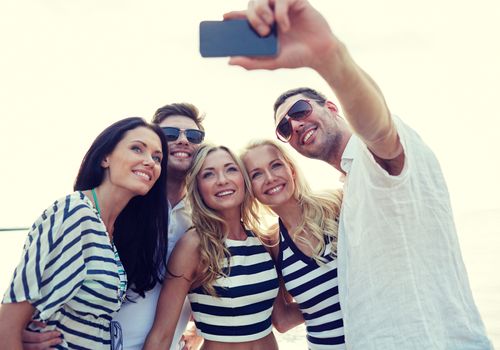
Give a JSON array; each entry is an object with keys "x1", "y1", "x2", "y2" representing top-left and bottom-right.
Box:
[
  {"x1": 168, "y1": 197, "x2": 188, "y2": 213},
  {"x1": 340, "y1": 135, "x2": 356, "y2": 181}
]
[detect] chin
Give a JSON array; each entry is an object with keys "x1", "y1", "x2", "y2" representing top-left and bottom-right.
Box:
[
  {"x1": 269, "y1": 191, "x2": 289, "y2": 202},
  {"x1": 134, "y1": 185, "x2": 153, "y2": 197},
  {"x1": 213, "y1": 201, "x2": 242, "y2": 213}
]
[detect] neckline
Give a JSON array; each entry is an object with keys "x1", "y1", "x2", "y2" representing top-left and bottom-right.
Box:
[
  {"x1": 278, "y1": 218, "x2": 335, "y2": 266},
  {"x1": 81, "y1": 190, "x2": 112, "y2": 242},
  {"x1": 225, "y1": 229, "x2": 253, "y2": 243},
  {"x1": 91, "y1": 188, "x2": 101, "y2": 217},
  {"x1": 278, "y1": 218, "x2": 334, "y2": 266}
]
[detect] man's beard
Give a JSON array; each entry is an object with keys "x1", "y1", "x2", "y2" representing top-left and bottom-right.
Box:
[{"x1": 302, "y1": 129, "x2": 340, "y2": 163}]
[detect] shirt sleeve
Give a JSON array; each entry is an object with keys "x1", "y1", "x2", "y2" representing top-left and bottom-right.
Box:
[
  {"x1": 2, "y1": 194, "x2": 90, "y2": 320},
  {"x1": 349, "y1": 115, "x2": 414, "y2": 189}
]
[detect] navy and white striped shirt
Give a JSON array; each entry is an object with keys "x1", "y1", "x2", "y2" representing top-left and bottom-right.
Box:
[
  {"x1": 188, "y1": 230, "x2": 279, "y2": 342},
  {"x1": 2, "y1": 192, "x2": 126, "y2": 349},
  {"x1": 277, "y1": 220, "x2": 345, "y2": 350}
]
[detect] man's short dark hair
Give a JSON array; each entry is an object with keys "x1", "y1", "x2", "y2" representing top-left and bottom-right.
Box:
[
  {"x1": 273, "y1": 87, "x2": 327, "y2": 119},
  {"x1": 152, "y1": 102, "x2": 205, "y2": 131}
]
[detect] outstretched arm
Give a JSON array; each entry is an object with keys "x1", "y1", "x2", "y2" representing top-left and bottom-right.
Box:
[{"x1": 225, "y1": 0, "x2": 404, "y2": 172}]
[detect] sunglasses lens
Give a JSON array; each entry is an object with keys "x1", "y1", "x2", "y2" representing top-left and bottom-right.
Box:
[
  {"x1": 185, "y1": 129, "x2": 205, "y2": 144},
  {"x1": 275, "y1": 100, "x2": 313, "y2": 142},
  {"x1": 162, "y1": 127, "x2": 180, "y2": 141},
  {"x1": 161, "y1": 127, "x2": 204, "y2": 144},
  {"x1": 276, "y1": 118, "x2": 292, "y2": 141},
  {"x1": 288, "y1": 100, "x2": 312, "y2": 120}
]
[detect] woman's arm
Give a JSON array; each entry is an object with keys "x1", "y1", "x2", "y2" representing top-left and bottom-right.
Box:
[
  {"x1": 271, "y1": 278, "x2": 304, "y2": 333},
  {"x1": 143, "y1": 230, "x2": 201, "y2": 350},
  {"x1": 0, "y1": 301, "x2": 36, "y2": 350},
  {"x1": 265, "y1": 227, "x2": 304, "y2": 332}
]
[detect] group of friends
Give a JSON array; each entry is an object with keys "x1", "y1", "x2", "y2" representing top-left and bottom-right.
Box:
[{"x1": 0, "y1": 0, "x2": 493, "y2": 349}]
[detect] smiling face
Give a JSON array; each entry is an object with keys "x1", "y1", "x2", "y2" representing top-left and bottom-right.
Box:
[
  {"x1": 243, "y1": 144, "x2": 296, "y2": 208},
  {"x1": 275, "y1": 94, "x2": 342, "y2": 162},
  {"x1": 196, "y1": 149, "x2": 245, "y2": 213},
  {"x1": 159, "y1": 115, "x2": 201, "y2": 176},
  {"x1": 101, "y1": 126, "x2": 163, "y2": 197}
]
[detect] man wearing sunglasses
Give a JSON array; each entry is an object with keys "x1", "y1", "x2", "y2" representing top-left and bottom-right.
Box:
[
  {"x1": 226, "y1": 0, "x2": 492, "y2": 349},
  {"x1": 21, "y1": 103, "x2": 205, "y2": 350},
  {"x1": 111, "y1": 103, "x2": 205, "y2": 350}
]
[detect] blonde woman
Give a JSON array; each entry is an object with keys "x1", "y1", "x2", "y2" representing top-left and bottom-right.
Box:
[
  {"x1": 143, "y1": 144, "x2": 280, "y2": 350},
  {"x1": 241, "y1": 139, "x2": 345, "y2": 350}
]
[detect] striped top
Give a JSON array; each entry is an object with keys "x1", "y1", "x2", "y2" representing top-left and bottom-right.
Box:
[
  {"x1": 188, "y1": 230, "x2": 279, "y2": 342},
  {"x1": 277, "y1": 220, "x2": 345, "y2": 350},
  {"x1": 2, "y1": 192, "x2": 126, "y2": 349}
]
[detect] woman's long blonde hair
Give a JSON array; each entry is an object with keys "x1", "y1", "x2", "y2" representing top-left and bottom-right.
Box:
[
  {"x1": 241, "y1": 139, "x2": 343, "y2": 263},
  {"x1": 186, "y1": 144, "x2": 262, "y2": 296}
]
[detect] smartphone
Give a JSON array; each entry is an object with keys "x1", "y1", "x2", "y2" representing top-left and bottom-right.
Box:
[{"x1": 199, "y1": 19, "x2": 277, "y2": 57}]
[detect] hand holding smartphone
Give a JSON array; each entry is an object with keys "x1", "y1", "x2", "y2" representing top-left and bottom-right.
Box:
[{"x1": 199, "y1": 19, "x2": 278, "y2": 57}]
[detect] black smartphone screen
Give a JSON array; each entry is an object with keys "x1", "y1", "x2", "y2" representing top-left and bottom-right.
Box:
[{"x1": 199, "y1": 19, "x2": 278, "y2": 57}]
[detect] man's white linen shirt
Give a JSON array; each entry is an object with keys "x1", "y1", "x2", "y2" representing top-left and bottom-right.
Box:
[
  {"x1": 112, "y1": 199, "x2": 192, "y2": 350},
  {"x1": 337, "y1": 116, "x2": 492, "y2": 349}
]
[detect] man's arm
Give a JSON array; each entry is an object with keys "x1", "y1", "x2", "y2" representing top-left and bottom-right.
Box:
[
  {"x1": 21, "y1": 322, "x2": 62, "y2": 350},
  {"x1": 179, "y1": 321, "x2": 203, "y2": 350},
  {"x1": 0, "y1": 302, "x2": 36, "y2": 350},
  {"x1": 225, "y1": 0, "x2": 404, "y2": 173}
]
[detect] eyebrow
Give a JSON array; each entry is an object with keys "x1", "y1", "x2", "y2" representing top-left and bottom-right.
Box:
[
  {"x1": 248, "y1": 158, "x2": 279, "y2": 173},
  {"x1": 132, "y1": 140, "x2": 147, "y2": 146},
  {"x1": 131, "y1": 140, "x2": 163, "y2": 155},
  {"x1": 201, "y1": 162, "x2": 237, "y2": 172}
]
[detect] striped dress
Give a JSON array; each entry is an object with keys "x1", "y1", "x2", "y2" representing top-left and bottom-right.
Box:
[
  {"x1": 188, "y1": 230, "x2": 279, "y2": 342},
  {"x1": 2, "y1": 192, "x2": 126, "y2": 349},
  {"x1": 277, "y1": 220, "x2": 345, "y2": 350}
]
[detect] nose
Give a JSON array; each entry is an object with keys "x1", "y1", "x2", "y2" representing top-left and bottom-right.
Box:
[
  {"x1": 263, "y1": 169, "x2": 277, "y2": 184},
  {"x1": 289, "y1": 118, "x2": 305, "y2": 136},
  {"x1": 215, "y1": 172, "x2": 229, "y2": 185},
  {"x1": 143, "y1": 153, "x2": 155, "y2": 167},
  {"x1": 175, "y1": 130, "x2": 189, "y2": 144}
]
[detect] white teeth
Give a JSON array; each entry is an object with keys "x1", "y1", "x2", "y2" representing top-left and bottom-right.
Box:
[
  {"x1": 134, "y1": 171, "x2": 151, "y2": 181},
  {"x1": 303, "y1": 129, "x2": 315, "y2": 143},
  {"x1": 172, "y1": 152, "x2": 190, "y2": 158},
  {"x1": 266, "y1": 185, "x2": 283, "y2": 194},
  {"x1": 216, "y1": 190, "x2": 234, "y2": 197}
]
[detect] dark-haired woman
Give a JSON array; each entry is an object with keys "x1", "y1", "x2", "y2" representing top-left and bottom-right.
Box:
[{"x1": 0, "y1": 117, "x2": 169, "y2": 349}]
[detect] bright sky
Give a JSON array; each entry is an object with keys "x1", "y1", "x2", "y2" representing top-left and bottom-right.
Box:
[{"x1": 1, "y1": 0, "x2": 499, "y2": 227}]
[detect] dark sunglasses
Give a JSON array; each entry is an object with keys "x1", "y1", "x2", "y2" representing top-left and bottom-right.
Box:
[
  {"x1": 275, "y1": 99, "x2": 313, "y2": 142},
  {"x1": 161, "y1": 127, "x2": 205, "y2": 144}
]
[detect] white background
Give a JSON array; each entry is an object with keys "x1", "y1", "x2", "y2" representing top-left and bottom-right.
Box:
[{"x1": 0, "y1": 0, "x2": 499, "y2": 344}]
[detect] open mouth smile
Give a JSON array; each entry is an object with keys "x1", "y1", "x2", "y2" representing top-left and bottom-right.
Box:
[
  {"x1": 216, "y1": 190, "x2": 235, "y2": 197},
  {"x1": 265, "y1": 184, "x2": 285, "y2": 195},
  {"x1": 133, "y1": 170, "x2": 152, "y2": 181},
  {"x1": 171, "y1": 151, "x2": 191, "y2": 158},
  {"x1": 301, "y1": 127, "x2": 316, "y2": 145}
]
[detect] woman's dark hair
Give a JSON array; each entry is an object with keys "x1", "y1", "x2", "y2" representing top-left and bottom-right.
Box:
[{"x1": 74, "y1": 117, "x2": 169, "y2": 297}]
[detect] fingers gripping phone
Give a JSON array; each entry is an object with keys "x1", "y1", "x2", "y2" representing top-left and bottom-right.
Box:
[{"x1": 199, "y1": 19, "x2": 278, "y2": 57}]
